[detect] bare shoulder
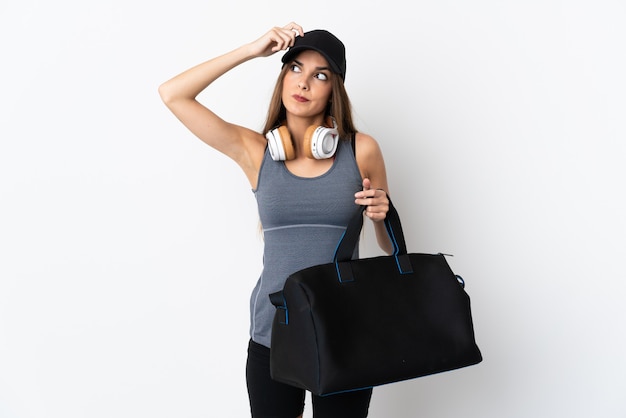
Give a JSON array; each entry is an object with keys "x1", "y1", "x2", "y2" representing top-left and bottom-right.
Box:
[
  {"x1": 354, "y1": 132, "x2": 384, "y2": 163},
  {"x1": 353, "y1": 132, "x2": 388, "y2": 188}
]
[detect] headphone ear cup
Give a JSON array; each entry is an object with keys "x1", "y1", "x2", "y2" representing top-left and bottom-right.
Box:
[
  {"x1": 303, "y1": 125, "x2": 318, "y2": 159},
  {"x1": 266, "y1": 125, "x2": 295, "y2": 161},
  {"x1": 304, "y1": 123, "x2": 339, "y2": 160},
  {"x1": 277, "y1": 126, "x2": 295, "y2": 160}
]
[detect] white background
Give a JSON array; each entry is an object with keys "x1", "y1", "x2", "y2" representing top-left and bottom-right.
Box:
[{"x1": 1, "y1": 0, "x2": 625, "y2": 417}]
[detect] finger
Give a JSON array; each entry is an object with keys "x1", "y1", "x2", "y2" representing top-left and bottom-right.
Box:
[
  {"x1": 283, "y1": 22, "x2": 304, "y2": 37},
  {"x1": 354, "y1": 178, "x2": 372, "y2": 200},
  {"x1": 368, "y1": 201, "x2": 389, "y2": 217},
  {"x1": 365, "y1": 207, "x2": 387, "y2": 221},
  {"x1": 355, "y1": 194, "x2": 383, "y2": 207},
  {"x1": 274, "y1": 23, "x2": 303, "y2": 49},
  {"x1": 271, "y1": 29, "x2": 296, "y2": 51}
]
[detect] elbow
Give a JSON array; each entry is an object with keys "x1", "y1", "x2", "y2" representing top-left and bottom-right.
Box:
[
  {"x1": 159, "y1": 81, "x2": 192, "y2": 110},
  {"x1": 158, "y1": 82, "x2": 174, "y2": 105}
]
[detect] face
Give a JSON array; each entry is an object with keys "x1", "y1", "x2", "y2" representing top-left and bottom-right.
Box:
[{"x1": 281, "y1": 49, "x2": 334, "y2": 120}]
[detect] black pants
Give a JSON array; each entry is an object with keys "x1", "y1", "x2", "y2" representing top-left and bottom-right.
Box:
[{"x1": 246, "y1": 339, "x2": 372, "y2": 418}]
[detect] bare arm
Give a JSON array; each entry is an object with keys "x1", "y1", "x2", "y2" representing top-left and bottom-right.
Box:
[
  {"x1": 354, "y1": 133, "x2": 393, "y2": 254},
  {"x1": 158, "y1": 23, "x2": 304, "y2": 186}
]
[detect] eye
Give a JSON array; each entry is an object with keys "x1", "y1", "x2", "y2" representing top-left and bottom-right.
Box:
[
  {"x1": 315, "y1": 72, "x2": 329, "y2": 81},
  {"x1": 290, "y1": 64, "x2": 302, "y2": 73}
]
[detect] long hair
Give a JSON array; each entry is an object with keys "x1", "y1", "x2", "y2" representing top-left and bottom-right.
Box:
[{"x1": 262, "y1": 64, "x2": 356, "y2": 139}]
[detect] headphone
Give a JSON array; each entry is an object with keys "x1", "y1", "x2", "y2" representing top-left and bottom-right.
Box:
[{"x1": 265, "y1": 117, "x2": 339, "y2": 161}]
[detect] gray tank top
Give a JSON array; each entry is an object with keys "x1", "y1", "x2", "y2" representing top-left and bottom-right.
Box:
[{"x1": 250, "y1": 138, "x2": 363, "y2": 348}]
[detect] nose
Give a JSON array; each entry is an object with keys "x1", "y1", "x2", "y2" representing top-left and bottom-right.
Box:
[{"x1": 297, "y1": 78, "x2": 308, "y2": 90}]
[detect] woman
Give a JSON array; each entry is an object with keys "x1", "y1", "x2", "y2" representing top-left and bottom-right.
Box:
[{"x1": 159, "y1": 22, "x2": 392, "y2": 418}]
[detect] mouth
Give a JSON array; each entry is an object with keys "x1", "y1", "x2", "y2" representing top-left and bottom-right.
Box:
[{"x1": 292, "y1": 94, "x2": 309, "y2": 103}]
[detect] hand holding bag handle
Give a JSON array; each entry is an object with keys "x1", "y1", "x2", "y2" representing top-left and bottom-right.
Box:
[{"x1": 335, "y1": 196, "x2": 413, "y2": 283}]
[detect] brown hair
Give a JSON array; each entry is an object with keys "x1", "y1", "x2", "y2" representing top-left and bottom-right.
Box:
[{"x1": 262, "y1": 64, "x2": 357, "y2": 139}]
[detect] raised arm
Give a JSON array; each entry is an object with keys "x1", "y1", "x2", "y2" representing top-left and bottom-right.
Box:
[{"x1": 158, "y1": 23, "x2": 304, "y2": 186}]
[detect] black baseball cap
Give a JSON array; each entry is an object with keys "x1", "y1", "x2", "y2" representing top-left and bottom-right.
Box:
[{"x1": 281, "y1": 29, "x2": 346, "y2": 80}]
